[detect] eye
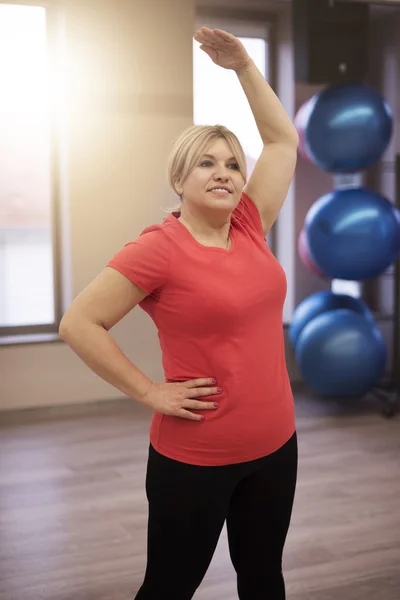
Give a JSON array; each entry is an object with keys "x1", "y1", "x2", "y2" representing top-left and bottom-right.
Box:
[{"x1": 200, "y1": 160, "x2": 240, "y2": 170}]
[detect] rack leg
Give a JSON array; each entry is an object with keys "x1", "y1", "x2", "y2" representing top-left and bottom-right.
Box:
[{"x1": 369, "y1": 382, "x2": 400, "y2": 418}]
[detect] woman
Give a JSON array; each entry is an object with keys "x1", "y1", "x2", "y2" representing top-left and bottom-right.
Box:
[{"x1": 60, "y1": 27, "x2": 299, "y2": 600}]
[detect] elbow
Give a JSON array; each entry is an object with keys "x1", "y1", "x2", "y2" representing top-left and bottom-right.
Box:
[
  {"x1": 58, "y1": 314, "x2": 103, "y2": 340},
  {"x1": 290, "y1": 130, "x2": 300, "y2": 148},
  {"x1": 58, "y1": 311, "x2": 80, "y2": 339},
  {"x1": 283, "y1": 128, "x2": 299, "y2": 148},
  {"x1": 58, "y1": 318, "x2": 71, "y2": 340},
  {"x1": 279, "y1": 123, "x2": 300, "y2": 148}
]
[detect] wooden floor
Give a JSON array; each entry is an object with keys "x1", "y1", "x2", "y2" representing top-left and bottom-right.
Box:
[{"x1": 0, "y1": 390, "x2": 399, "y2": 600}]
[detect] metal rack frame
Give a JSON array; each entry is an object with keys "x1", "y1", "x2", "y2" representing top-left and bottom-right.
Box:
[{"x1": 369, "y1": 153, "x2": 400, "y2": 417}]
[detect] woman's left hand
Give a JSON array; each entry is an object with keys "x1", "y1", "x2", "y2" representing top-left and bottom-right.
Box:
[{"x1": 194, "y1": 26, "x2": 252, "y2": 73}]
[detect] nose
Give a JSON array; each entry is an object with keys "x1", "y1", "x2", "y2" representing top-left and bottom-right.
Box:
[{"x1": 213, "y1": 166, "x2": 230, "y2": 181}]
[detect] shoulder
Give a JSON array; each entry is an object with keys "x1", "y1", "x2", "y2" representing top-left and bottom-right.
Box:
[
  {"x1": 107, "y1": 217, "x2": 177, "y2": 269},
  {"x1": 106, "y1": 217, "x2": 174, "y2": 293},
  {"x1": 124, "y1": 215, "x2": 175, "y2": 251}
]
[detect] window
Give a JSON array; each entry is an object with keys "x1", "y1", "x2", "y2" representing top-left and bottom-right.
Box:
[
  {"x1": 0, "y1": 3, "x2": 60, "y2": 337},
  {"x1": 193, "y1": 18, "x2": 270, "y2": 235}
]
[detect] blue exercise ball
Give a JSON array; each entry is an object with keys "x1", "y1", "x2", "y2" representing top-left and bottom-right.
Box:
[
  {"x1": 305, "y1": 187, "x2": 400, "y2": 280},
  {"x1": 289, "y1": 291, "x2": 375, "y2": 349},
  {"x1": 303, "y1": 83, "x2": 392, "y2": 172},
  {"x1": 296, "y1": 309, "x2": 387, "y2": 397}
]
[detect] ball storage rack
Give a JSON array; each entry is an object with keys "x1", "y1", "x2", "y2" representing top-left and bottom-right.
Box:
[{"x1": 368, "y1": 153, "x2": 400, "y2": 418}]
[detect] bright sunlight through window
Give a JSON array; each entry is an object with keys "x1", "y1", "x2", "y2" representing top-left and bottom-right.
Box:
[{"x1": 0, "y1": 4, "x2": 54, "y2": 328}]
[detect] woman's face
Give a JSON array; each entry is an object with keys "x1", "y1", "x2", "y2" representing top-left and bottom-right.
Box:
[{"x1": 176, "y1": 138, "x2": 245, "y2": 216}]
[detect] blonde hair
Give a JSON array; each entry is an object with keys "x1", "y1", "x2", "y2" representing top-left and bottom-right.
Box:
[{"x1": 166, "y1": 124, "x2": 247, "y2": 213}]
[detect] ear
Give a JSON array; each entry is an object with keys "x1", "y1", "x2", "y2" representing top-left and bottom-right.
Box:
[{"x1": 175, "y1": 178, "x2": 183, "y2": 196}]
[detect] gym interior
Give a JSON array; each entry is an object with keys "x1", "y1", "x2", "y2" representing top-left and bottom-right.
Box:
[{"x1": 1, "y1": 0, "x2": 399, "y2": 598}]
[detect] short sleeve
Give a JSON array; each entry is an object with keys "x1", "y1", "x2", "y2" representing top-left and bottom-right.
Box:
[
  {"x1": 232, "y1": 192, "x2": 265, "y2": 238},
  {"x1": 106, "y1": 227, "x2": 170, "y2": 295}
]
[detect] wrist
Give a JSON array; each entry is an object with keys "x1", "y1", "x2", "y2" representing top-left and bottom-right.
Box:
[
  {"x1": 135, "y1": 379, "x2": 156, "y2": 406},
  {"x1": 235, "y1": 58, "x2": 254, "y2": 76}
]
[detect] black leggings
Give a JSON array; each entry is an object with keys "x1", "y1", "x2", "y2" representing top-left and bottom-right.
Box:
[{"x1": 135, "y1": 431, "x2": 298, "y2": 600}]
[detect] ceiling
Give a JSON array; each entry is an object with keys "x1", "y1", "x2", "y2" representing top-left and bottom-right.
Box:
[
  {"x1": 196, "y1": 0, "x2": 400, "y2": 18},
  {"x1": 196, "y1": 0, "x2": 289, "y2": 13}
]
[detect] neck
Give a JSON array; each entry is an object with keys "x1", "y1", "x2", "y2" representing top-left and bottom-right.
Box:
[{"x1": 178, "y1": 205, "x2": 232, "y2": 248}]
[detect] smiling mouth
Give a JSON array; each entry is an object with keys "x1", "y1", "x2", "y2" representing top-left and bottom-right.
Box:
[{"x1": 208, "y1": 188, "x2": 231, "y2": 194}]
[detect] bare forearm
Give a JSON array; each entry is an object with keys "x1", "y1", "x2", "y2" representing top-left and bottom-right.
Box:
[
  {"x1": 59, "y1": 320, "x2": 152, "y2": 404},
  {"x1": 236, "y1": 60, "x2": 298, "y2": 145}
]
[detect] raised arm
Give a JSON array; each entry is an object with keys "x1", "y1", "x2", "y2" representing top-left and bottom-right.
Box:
[
  {"x1": 237, "y1": 60, "x2": 298, "y2": 235},
  {"x1": 194, "y1": 27, "x2": 299, "y2": 235}
]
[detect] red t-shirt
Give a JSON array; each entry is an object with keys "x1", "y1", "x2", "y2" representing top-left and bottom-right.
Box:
[{"x1": 107, "y1": 192, "x2": 295, "y2": 466}]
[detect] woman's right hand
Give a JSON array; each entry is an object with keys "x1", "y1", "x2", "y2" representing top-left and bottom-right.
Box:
[{"x1": 140, "y1": 378, "x2": 221, "y2": 421}]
